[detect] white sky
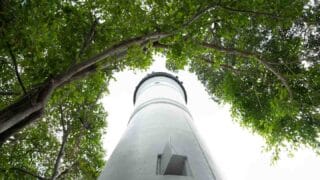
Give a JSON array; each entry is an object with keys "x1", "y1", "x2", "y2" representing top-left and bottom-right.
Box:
[{"x1": 101, "y1": 54, "x2": 320, "y2": 180}]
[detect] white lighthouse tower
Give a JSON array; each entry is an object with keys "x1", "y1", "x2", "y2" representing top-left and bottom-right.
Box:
[{"x1": 99, "y1": 72, "x2": 221, "y2": 180}]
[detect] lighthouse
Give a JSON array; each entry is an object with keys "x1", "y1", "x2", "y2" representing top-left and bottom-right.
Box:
[{"x1": 99, "y1": 72, "x2": 221, "y2": 180}]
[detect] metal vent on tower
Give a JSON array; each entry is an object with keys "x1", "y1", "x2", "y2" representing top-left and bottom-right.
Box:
[{"x1": 157, "y1": 143, "x2": 191, "y2": 176}]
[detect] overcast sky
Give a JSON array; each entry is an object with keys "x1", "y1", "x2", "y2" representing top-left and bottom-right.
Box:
[{"x1": 101, "y1": 54, "x2": 320, "y2": 180}]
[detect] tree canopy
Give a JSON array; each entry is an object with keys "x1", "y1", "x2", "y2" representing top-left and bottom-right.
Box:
[{"x1": 0, "y1": 0, "x2": 319, "y2": 178}]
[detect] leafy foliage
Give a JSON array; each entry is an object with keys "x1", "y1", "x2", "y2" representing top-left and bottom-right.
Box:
[{"x1": 184, "y1": 1, "x2": 320, "y2": 160}]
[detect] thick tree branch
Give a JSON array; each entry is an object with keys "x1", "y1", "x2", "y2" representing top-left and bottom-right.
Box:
[
  {"x1": 59, "y1": 64, "x2": 98, "y2": 87},
  {"x1": 0, "y1": 108, "x2": 43, "y2": 145},
  {"x1": 0, "y1": 32, "x2": 169, "y2": 141},
  {"x1": 201, "y1": 42, "x2": 293, "y2": 99},
  {"x1": 6, "y1": 42, "x2": 27, "y2": 95},
  {"x1": 54, "y1": 31, "x2": 170, "y2": 88},
  {"x1": 0, "y1": 80, "x2": 52, "y2": 133}
]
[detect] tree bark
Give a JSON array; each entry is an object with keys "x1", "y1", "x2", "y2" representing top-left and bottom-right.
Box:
[{"x1": 0, "y1": 108, "x2": 43, "y2": 145}]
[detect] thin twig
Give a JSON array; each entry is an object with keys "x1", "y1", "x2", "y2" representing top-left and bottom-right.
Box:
[
  {"x1": 220, "y1": 64, "x2": 241, "y2": 75},
  {"x1": 51, "y1": 105, "x2": 69, "y2": 180},
  {"x1": 254, "y1": 89, "x2": 263, "y2": 111},
  {"x1": 70, "y1": 18, "x2": 98, "y2": 68},
  {"x1": 6, "y1": 42, "x2": 27, "y2": 95},
  {"x1": 71, "y1": 16, "x2": 99, "y2": 67},
  {"x1": 59, "y1": 105, "x2": 67, "y2": 133},
  {"x1": 217, "y1": 4, "x2": 281, "y2": 19},
  {"x1": 182, "y1": 1, "x2": 220, "y2": 28},
  {"x1": 199, "y1": 55, "x2": 242, "y2": 75},
  {"x1": 10, "y1": 167, "x2": 48, "y2": 180},
  {"x1": 79, "y1": 17, "x2": 98, "y2": 57},
  {"x1": 0, "y1": 91, "x2": 20, "y2": 96}
]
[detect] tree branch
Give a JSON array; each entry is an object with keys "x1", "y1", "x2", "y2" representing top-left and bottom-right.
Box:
[
  {"x1": 54, "y1": 31, "x2": 170, "y2": 87},
  {"x1": 0, "y1": 91, "x2": 20, "y2": 96},
  {"x1": 51, "y1": 105, "x2": 69, "y2": 180},
  {"x1": 219, "y1": 64, "x2": 241, "y2": 74},
  {"x1": 217, "y1": 4, "x2": 281, "y2": 19},
  {"x1": 182, "y1": 2, "x2": 220, "y2": 28},
  {"x1": 201, "y1": 42, "x2": 293, "y2": 99},
  {"x1": 6, "y1": 42, "x2": 27, "y2": 95},
  {"x1": 0, "y1": 32, "x2": 169, "y2": 141},
  {"x1": 55, "y1": 162, "x2": 78, "y2": 179},
  {"x1": 59, "y1": 65, "x2": 98, "y2": 88},
  {"x1": 71, "y1": 17, "x2": 99, "y2": 67},
  {"x1": 200, "y1": 55, "x2": 242, "y2": 75},
  {"x1": 79, "y1": 17, "x2": 98, "y2": 57},
  {"x1": 59, "y1": 105, "x2": 67, "y2": 133},
  {"x1": 152, "y1": 40, "x2": 292, "y2": 99},
  {"x1": 0, "y1": 108, "x2": 44, "y2": 145},
  {"x1": 11, "y1": 167, "x2": 48, "y2": 180},
  {"x1": 152, "y1": 41, "x2": 170, "y2": 49},
  {"x1": 51, "y1": 134, "x2": 68, "y2": 180}
]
